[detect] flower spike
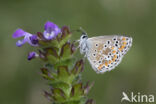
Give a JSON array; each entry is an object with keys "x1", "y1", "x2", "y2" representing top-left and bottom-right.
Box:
[{"x1": 13, "y1": 21, "x2": 95, "y2": 104}]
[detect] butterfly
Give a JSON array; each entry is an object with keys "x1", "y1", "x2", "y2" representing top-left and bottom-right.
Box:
[{"x1": 79, "y1": 34, "x2": 132, "y2": 74}]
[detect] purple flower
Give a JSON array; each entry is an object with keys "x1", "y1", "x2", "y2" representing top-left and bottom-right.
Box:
[
  {"x1": 29, "y1": 35, "x2": 38, "y2": 45},
  {"x1": 28, "y1": 52, "x2": 38, "y2": 60},
  {"x1": 43, "y1": 21, "x2": 61, "y2": 40},
  {"x1": 12, "y1": 29, "x2": 38, "y2": 47}
]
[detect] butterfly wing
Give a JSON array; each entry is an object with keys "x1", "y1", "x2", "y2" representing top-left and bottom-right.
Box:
[{"x1": 86, "y1": 35, "x2": 132, "y2": 73}]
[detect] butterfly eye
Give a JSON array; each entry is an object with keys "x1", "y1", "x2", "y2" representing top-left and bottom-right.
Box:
[{"x1": 82, "y1": 35, "x2": 88, "y2": 39}]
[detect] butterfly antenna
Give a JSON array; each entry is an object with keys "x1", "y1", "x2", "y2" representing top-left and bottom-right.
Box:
[
  {"x1": 73, "y1": 27, "x2": 87, "y2": 43},
  {"x1": 77, "y1": 27, "x2": 88, "y2": 36}
]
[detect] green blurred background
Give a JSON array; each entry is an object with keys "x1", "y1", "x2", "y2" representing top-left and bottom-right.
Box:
[{"x1": 0, "y1": 0, "x2": 156, "y2": 104}]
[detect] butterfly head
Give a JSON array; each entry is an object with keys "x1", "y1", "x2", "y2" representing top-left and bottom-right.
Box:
[
  {"x1": 80, "y1": 34, "x2": 88, "y2": 40},
  {"x1": 79, "y1": 34, "x2": 89, "y2": 55}
]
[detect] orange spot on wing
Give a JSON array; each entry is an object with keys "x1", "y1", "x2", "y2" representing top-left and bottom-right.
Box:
[
  {"x1": 123, "y1": 42, "x2": 127, "y2": 45},
  {"x1": 105, "y1": 61, "x2": 108, "y2": 66},
  {"x1": 109, "y1": 60, "x2": 112, "y2": 64},
  {"x1": 98, "y1": 64, "x2": 104, "y2": 70},
  {"x1": 112, "y1": 47, "x2": 115, "y2": 50},
  {"x1": 122, "y1": 37, "x2": 126, "y2": 41},
  {"x1": 114, "y1": 55, "x2": 117, "y2": 58},
  {"x1": 112, "y1": 50, "x2": 116, "y2": 54},
  {"x1": 121, "y1": 45, "x2": 125, "y2": 49},
  {"x1": 112, "y1": 55, "x2": 117, "y2": 61},
  {"x1": 119, "y1": 48, "x2": 122, "y2": 51}
]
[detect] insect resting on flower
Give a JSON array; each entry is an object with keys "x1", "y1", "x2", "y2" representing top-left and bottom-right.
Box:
[{"x1": 78, "y1": 31, "x2": 132, "y2": 74}]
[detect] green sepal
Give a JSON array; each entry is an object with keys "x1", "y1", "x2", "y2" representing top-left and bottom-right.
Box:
[
  {"x1": 71, "y1": 60, "x2": 84, "y2": 75},
  {"x1": 84, "y1": 81, "x2": 94, "y2": 95},
  {"x1": 38, "y1": 39, "x2": 58, "y2": 48},
  {"x1": 56, "y1": 66, "x2": 76, "y2": 84},
  {"x1": 49, "y1": 81, "x2": 70, "y2": 97},
  {"x1": 54, "y1": 58, "x2": 76, "y2": 70},
  {"x1": 70, "y1": 83, "x2": 84, "y2": 100},
  {"x1": 85, "y1": 99, "x2": 95, "y2": 104},
  {"x1": 62, "y1": 97, "x2": 86, "y2": 104},
  {"x1": 52, "y1": 88, "x2": 66, "y2": 102},
  {"x1": 37, "y1": 32, "x2": 60, "y2": 48},
  {"x1": 45, "y1": 48, "x2": 59, "y2": 64},
  {"x1": 57, "y1": 66, "x2": 70, "y2": 79},
  {"x1": 40, "y1": 68, "x2": 55, "y2": 81},
  {"x1": 60, "y1": 42, "x2": 73, "y2": 61},
  {"x1": 58, "y1": 34, "x2": 71, "y2": 48}
]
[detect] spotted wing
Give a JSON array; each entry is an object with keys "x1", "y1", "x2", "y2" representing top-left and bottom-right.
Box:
[{"x1": 86, "y1": 35, "x2": 132, "y2": 74}]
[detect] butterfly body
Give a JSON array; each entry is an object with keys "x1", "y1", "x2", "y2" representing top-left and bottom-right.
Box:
[{"x1": 79, "y1": 34, "x2": 132, "y2": 74}]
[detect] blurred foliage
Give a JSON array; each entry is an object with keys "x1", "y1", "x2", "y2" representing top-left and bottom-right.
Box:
[{"x1": 0, "y1": 0, "x2": 156, "y2": 104}]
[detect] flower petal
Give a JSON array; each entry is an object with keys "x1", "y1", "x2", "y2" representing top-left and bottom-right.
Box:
[
  {"x1": 24, "y1": 33, "x2": 38, "y2": 47},
  {"x1": 29, "y1": 35, "x2": 39, "y2": 46},
  {"x1": 44, "y1": 21, "x2": 56, "y2": 33},
  {"x1": 12, "y1": 29, "x2": 26, "y2": 38},
  {"x1": 16, "y1": 39, "x2": 26, "y2": 47},
  {"x1": 43, "y1": 21, "x2": 61, "y2": 40},
  {"x1": 54, "y1": 27, "x2": 61, "y2": 35},
  {"x1": 43, "y1": 31, "x2": 55, "y2": 40},
  {"x1": 28, "y1": 52, "x2": 38, "y2": 60}
]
